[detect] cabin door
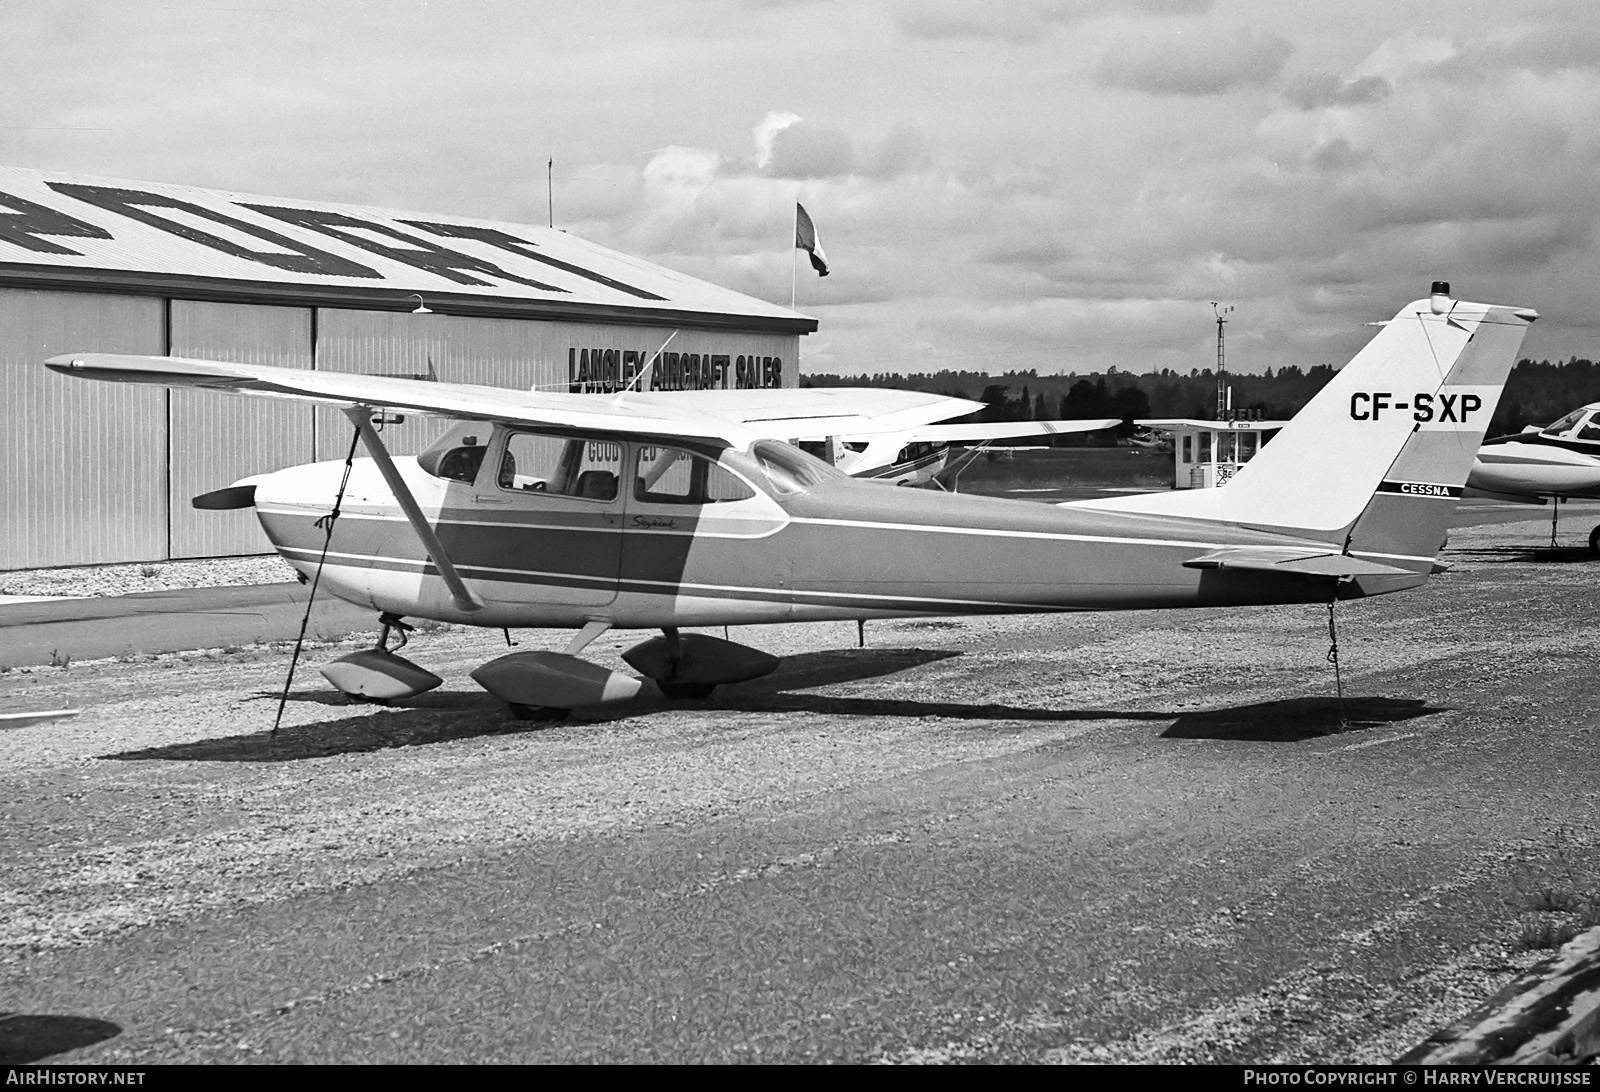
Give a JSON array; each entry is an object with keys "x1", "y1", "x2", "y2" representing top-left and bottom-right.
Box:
[{"x1": 465, "y1": 431, "x2": 625, "y2": 607}]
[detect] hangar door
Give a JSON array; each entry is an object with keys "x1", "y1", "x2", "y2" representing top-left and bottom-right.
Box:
[
  {"x1": 167, "y1": 301, "x2": 314, "y2": 558},
  {"x1": 0, "y1": 289, "x2": 165, "y2": 569}
]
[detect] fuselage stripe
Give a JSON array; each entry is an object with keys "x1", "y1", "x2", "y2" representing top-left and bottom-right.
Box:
[{"x1": 277, "y1": 546, "x2": 1153, "y2": 611}]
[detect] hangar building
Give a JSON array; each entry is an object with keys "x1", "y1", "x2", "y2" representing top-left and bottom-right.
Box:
[{"x1": 0, "y1": 165, "x2": 815, "y2": 570}]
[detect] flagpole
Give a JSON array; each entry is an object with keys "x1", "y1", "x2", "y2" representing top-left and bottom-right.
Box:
[{"x1": 790, "y1": 201, "x2": 799, "y2": 311}]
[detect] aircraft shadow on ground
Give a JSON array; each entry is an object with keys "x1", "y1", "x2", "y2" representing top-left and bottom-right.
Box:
[
  {"x1": 101, "y1": 648, "x2": 1446, "y2": 762},
  {"x1": 1446, "y1": 545, "x2": 1598, "y2": 564},
  {"x1": 104, "y1": 648, "x2": 962, "y2": 762},
  {"x1": 0, "y1": 1013, "x2": 120, "y2": 1064},
  {"x1": 1160, "y1": 696, "x2": 1446, "y2": 742}
]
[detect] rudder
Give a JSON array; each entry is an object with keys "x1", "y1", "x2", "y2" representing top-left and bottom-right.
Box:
[{"x1": 1343, "y1": 300, "x2": 1537, "y2": 572}]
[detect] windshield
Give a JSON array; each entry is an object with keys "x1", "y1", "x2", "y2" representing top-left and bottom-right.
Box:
[
  {"x1": 1543, "y1": 409, "x2": 1590, "y2": 437},
  {"x1": 747, "y1": 440, "x2": 843, "y2": 495}
]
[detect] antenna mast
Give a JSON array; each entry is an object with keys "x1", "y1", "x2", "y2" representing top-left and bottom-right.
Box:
[
  {"x1": 547, "y1": 156, "x2": 554, "y2": 229},
  {"x1": 1212, "y1": 302, "x2": 1233, "y2": 420}
]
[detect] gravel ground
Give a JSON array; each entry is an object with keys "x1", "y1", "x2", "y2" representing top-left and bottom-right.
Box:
[
  {"x1": 1, "y1": 518, "x2": 1597, "y2": 1063},
  {"x1": 0, "y1": 555, "x2": 296, "y2": 598}
]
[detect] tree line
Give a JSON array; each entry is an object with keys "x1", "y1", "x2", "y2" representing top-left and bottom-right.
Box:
[{"x1": 802, "y1": 358, "x2": 1600, "y2": 441}]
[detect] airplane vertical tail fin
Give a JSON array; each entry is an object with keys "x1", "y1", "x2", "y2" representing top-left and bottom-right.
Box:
[
  {"x1": 1340, "y1": 299, "x2": 1536, "y2": 573},
  {"x1": 1074, "y1": 288, "x2": 1538, "y2": 559}
]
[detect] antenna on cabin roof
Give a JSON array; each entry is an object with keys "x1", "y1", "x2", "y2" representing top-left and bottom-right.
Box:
[
  {"x1": 1212, "y1": 302, "x2": 1233, "y2": 421},
  {"x1": 548, "y1": 156, "x2": 554, "y2": 229},
  {"x1": 614, "y1": 330, "x2": 679, "y2": 402}
]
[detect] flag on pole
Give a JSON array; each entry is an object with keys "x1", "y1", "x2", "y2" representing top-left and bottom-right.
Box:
[{"x1": 795, "y1": 202, "x2": 830, "y2": 277}]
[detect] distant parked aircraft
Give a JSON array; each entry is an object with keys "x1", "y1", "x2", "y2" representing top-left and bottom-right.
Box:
[{"x1": 1467, "y1": 403, "x2": 1600, "y2": 551}]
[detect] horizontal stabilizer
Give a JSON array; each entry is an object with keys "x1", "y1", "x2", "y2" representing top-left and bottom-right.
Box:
[
  {"x1": 1460, "y1": 486, "x2": 1547, "y2": 505},
  {"x1": 1182, "y1": 548, "x2": 1414, "y2": 580}
]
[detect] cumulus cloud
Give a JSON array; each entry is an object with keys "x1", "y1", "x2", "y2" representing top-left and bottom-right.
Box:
[
  {"x1": 895, "y1": 0, "x2": 1213, "y2": 43},
  {"x1": 764, "y1": 121, "x2": 854, "y2": 178},
  {"x1": 1433, "y1": 27, "x2": 1600, "y2": 84},
  {"x1": 28, "y1": 4, "x2": 1600, "y2": 375},
  {"x1": 1306, "y1": 137, "x2": 1369, "y2": 173},
  {"x1": 1284, "y1": 74, "x2": 1392, "y2": 111},
  {"x1": 752, "y1": 111, "x2": 801, "y2": 169},
  {"x1": 1096, "y1": 25, "x2": 1293, "y2": 96},
  {"x1": 864, "y1": 124, "x2": 932, "y2": 179}
]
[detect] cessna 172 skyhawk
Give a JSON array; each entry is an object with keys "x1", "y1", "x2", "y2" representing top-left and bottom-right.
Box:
[
  {"x1": 1466, "y1": 403, "x2": 1600, "y2": 552},
  {"x1": 46, "y1": 284, "x2": 1534, "y2": 716}
]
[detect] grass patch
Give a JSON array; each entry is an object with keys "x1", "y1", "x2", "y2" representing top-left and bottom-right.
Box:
[
  {"x1": 1509, "y1": 825, "x2": 1600, "y2": 952},
  {"x1": 1517, "y1": 918, "x2": 1584, "y2": 952},
  {"x1": 1527, "y1": 886, "x2": 1583, "y2": 913}
]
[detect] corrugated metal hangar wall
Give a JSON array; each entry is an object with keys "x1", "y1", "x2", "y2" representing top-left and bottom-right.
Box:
[{"x1": 0, "y1": 167, "x2": 811, "y2": 570}]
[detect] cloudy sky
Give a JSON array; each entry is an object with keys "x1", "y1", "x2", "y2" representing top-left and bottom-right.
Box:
[{"x1": 3, "y1": 0, "x2": 1598, "y2": 376}]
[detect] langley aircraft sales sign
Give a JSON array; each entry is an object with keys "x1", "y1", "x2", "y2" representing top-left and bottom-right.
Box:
[{"x1": 0, "y1": 165, "x2": 809, "y2": 390}]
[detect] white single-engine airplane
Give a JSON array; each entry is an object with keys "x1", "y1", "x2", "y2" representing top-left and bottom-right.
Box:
[
  {"x1": 47, "y1": 283, "x2": 1535, "y2": 717},
  {"x1": 1466, "y1": 403, "x2": 1600, "y2": 551}
]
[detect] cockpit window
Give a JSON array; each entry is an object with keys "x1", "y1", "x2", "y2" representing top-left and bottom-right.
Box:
[
  {"x1": 418, "y1": 424, "x2": 490, "y2": 484},
  {"x1": 634, "y1": 446, "x2": 756, "y2": 504},
  {"x1": 434, "y1": 445, "x2": 486, "y2": 483},
  {"x1": 499, "y1": 434, "x2": 623, "y2": 501},
  {"x1": 1543, "y1": 409, "x2": 1589, "y2": 437},
  {"x1": 749, "y1": 440, "x2": 843, "y2": 495}
]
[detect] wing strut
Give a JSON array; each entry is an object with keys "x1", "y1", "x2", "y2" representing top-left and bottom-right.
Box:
[{"x1": 343, "y1": 407, "x2": 485, "y2": 613}]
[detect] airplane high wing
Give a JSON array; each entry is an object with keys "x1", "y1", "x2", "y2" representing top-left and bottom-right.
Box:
[
  {"x1": 1463, "y1": 402, "x2": 1600, "y2": 551},
  {"x1": 48, "y1": 354, "x2": 951, "y2": 448},
  {"x1": 648, "y1": 383, "x2": 1122, "y2": 485},
  {"x1": 45, "y1": 285, "x2": 1538, "y2": 718},
  {"x1": 791, "y1": 415, "x2": 1122, "y2": 484},
  {"x1": 631, "y1": 386, "x2": 987, "y2": 441}
]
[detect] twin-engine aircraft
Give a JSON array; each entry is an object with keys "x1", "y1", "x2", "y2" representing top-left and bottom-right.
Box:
[
  {"x1": 47, "y1": 284, "x2": 1535, "y2": 717},
  {"x1": 1466, "y1": 404, "x2": 1600, "y2": 552}
]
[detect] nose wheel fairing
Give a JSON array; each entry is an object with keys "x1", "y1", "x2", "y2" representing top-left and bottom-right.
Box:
[{"x1": 320, "y1": 613, "x2": 444, "y2": 702}]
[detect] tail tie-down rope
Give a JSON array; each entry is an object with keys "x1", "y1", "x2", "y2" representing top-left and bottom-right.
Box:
[
  {"x1": 1327, "y1": 599, "x2": 1346, "y2": 730},
  {"x1": 272, "y1": 425, "x2": 363, "y2": 739}
]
